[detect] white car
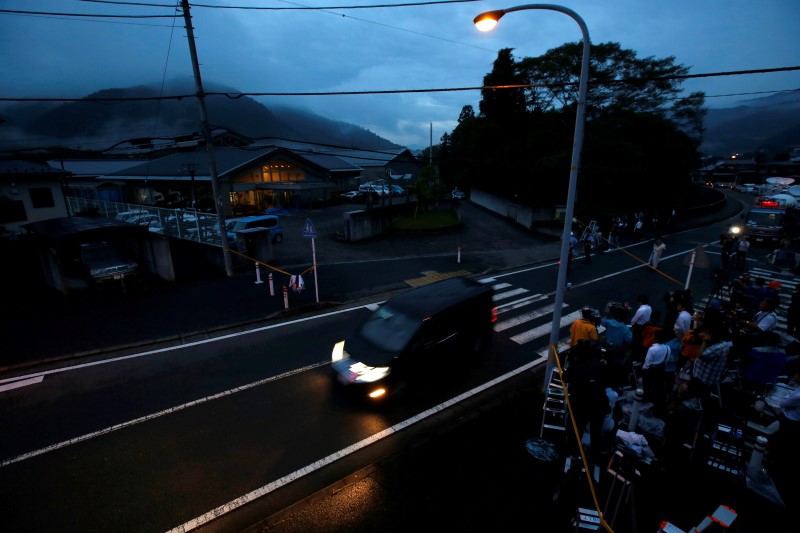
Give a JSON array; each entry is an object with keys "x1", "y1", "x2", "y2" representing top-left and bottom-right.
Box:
[
  {"x1": 359, "y1": 184, "x2": 389, "y2": 197},
  {"x1": 451, "y1": 188, "x2": 466, "y2": 200}
]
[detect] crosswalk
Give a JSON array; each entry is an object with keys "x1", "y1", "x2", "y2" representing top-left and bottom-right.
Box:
[
  {"x1": 479, "y1": 266, "x2": 797, "y2": 361},
  {"x1": 479, "y1": 279, "x2": 598, "y2": 359}
]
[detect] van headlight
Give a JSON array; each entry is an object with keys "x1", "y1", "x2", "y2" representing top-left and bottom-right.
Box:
[
  {"x1": 332, "y1": 340, "x2": 346, "y2": 362},
  {"x1": 729, "y1": 226, "x2": 741, "y2": 235},
  {"x1": 350, "y1": 362, "x2": 391, "y2": 383}
]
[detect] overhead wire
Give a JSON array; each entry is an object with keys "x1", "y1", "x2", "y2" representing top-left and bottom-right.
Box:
[{"x1": 1, "y1": 67, "x2": 798, "y2": 102}]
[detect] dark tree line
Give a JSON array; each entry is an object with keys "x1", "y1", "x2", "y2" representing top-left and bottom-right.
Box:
[{"x1": 435, "y1": 42, "x2": 707, "y2": 222}]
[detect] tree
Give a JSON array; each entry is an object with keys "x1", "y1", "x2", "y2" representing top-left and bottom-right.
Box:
[
  {"x1": 479, "y1": 48, "x2": 527, "y2": 123},
  {"x1": 440, "y1": 42, "x2": 704, "y2": 218},
  {"x1": 458, "y1": 105, "x2": 476, "y2": 123}
]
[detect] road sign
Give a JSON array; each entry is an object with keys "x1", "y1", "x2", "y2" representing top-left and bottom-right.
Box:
[{"x1": 303, "y1": 218, "x2": 317, "y2": 239}]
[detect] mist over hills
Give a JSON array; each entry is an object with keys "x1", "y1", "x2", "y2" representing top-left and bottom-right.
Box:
[
  {"x1": 701, "y1": 89, "x2": 800, "y2": 156},
  {"x1": 1, "y1": 80, "x2": 798, "y2": 158},
  {"x1": 0, "y1": 80, "x2": 401, "y2": 154}
]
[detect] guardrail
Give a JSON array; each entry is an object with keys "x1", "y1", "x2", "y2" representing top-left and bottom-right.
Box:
[{"x1": 66, "y1": 197, "x2": 223, "y2": 246}]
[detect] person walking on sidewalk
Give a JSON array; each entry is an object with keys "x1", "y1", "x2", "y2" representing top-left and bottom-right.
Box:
[{"x1": 649, "y1": 239, "x2": 666, "y2": 269}]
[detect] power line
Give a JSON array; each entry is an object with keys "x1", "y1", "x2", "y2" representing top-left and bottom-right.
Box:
[
  {"x1": 2, "y1": 66, "x2": 798, "y2": 102},
  {"x1": 77, "y1": 0, "x2": 480, "y2": 9}
]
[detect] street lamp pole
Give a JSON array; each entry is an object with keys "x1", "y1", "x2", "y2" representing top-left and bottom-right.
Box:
[{"x1": 475, "y1": 4, "x2": 590, "y2": 387}]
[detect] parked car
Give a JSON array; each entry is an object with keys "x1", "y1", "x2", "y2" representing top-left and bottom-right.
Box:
[
  {"x1": 359, "y1": 183, "x2": 389, "y2": 197},
  {"x1": 343, "y1": 190, "x2": 364, "y2": 201},
  {"x1": 145, "y1": 220, "x2": 165, "y2": 234},
  {"x1": 225, "y1": 214, "x2": 284, "y2": 243},
  {"x1": 451, "y1": 188, "x2": 466, "y2": 200},
  {"x1": 79, "y1": 242, "x2": 138, "y2": 283},
  {"x1": 114, "y1": 210, "x2": 151, "y2": 222},
  {"x1": 127, "y1": 214, "x2": 161, "y2": 226},
  {"x1": 389, "y1": 184, "x2": 406, "y2": 196},
  {"x1": 331, "y1": 276, "x2": 496, "y2": 402}
]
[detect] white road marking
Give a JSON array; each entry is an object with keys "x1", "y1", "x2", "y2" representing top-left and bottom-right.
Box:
[
  {"x1": 493, "y1": 288, "x2": 529, "y2": 301},
  {"x1": 511, "y1": 310, "x2": 582, "y2": 345},
  {"x1": 0, "y1": 362, "x2": 329, "y2": 468},
  {"x1": 0, "y1": 375, "x2": 43, "y2": 392},
  {"x1": 495, "y1": 303, "x2": 563, "y2": 332}
]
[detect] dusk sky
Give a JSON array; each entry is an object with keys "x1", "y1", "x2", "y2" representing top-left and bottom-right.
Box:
[{"x1": 1, "y1": 0, "x2": 799, "y2": 150}]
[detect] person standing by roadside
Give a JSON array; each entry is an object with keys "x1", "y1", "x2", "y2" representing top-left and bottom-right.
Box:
[
  {"x1": 649, "y1": 239, "x2": 666, "y2": 269},
  {"x1": 630, "y1": 294, "x2": 652, "y2": 360},
  {"x1": 720, "y1": 234, "x2": 734, "y2": 270},
  {"x1": 570, "y1": 307, "x2": 600, "y2": 346},
  {"x1": 734, "y1": 234, "x2": 750, "y2": 271},
  {"x1": 673, "y1": 299, "x2": 694, "y2": 340},
  {"x1": 584, "y1": 233, "x2": 595, "y2": 264},
  {"x1": 787, "y1": 285, "x2": 800, "y2": 339}
]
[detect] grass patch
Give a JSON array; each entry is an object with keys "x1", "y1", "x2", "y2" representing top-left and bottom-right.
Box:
[{"x1": 390, "y1": 210, "x2": 460, "y2": 231}]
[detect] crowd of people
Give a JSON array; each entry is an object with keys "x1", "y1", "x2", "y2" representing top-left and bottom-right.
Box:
[{"x1": 562, "y1": 269, "x2": 800, "y2": 496}]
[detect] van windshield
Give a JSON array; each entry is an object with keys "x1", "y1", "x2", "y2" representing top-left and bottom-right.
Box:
[{"x1": 358, "y1": 305, "x2": 419, "y2": 354}]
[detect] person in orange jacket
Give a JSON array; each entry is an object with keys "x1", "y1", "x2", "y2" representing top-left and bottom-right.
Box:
[{"x1": 570, "y1": 307, "x2": 599, "y2": 347}]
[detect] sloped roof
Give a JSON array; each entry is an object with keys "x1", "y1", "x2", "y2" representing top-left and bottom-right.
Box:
[
  {"x1": 98, "y1": 146, "x2": 360, "y2": 180},
  {"x1": 47, "y1": 159, "x2": 148, "y2": 178},
  {"x1": 0, "y1": 160, "x2": 68, "y2": 177},
  {"x1": 22, "y1": 216, "x2": 147, "y2": 241}
]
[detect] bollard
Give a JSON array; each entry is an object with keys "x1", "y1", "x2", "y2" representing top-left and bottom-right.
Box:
[
  {"x1": 628, "y1": 388, "x2": 644, "y2": 431},
  {"x1": 255, "y1": 262, "x2": 264, "y2": 284},
  {"x1": 457, "y1": 246, "x2": 461, "y2": 264},
  {"x1": 747, "y1": 436, "x2": 768, "y2": 478},
  {"x1": 283, "y1": 285, "x2": 289, "y2": 309},
  {"x1": 268, "y1": 273, "x2": 275, "y2": 296}
]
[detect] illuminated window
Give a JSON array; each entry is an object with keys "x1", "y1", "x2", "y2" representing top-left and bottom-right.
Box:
[{"x1": 261, "y1": 160, "x2": 304, "y2": 183}]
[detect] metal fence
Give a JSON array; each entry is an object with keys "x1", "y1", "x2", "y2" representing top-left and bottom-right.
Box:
[{"x1": 66, "y1": 197, "x2": 223, "y2": 246}]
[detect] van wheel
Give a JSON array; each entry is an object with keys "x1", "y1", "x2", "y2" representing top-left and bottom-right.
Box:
[
  {"x1": 273, "y1": 234, "x2": 283, "y2": 243},
  {"x1": 471, "y1": 334, "x2": 491, "y2": 356}
]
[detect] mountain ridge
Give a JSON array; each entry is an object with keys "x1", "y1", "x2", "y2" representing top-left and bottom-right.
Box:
[
  {"x1": 0, "y1": 80, "x2": 402, "y2": 153},
  {"x1": 1, "y1": 82, "x2": 798, "y2": 157}
]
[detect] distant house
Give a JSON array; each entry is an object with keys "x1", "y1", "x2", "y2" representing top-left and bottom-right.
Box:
[
  {"x1": 49, "y1": 158, "x2": 148, "y2": 204},
  {"x1": 0, "y1": 160, "x2": 69, "y2": 237},
  {"x1": 330, "y1": 147, "x2": 419, "y2": 191}
]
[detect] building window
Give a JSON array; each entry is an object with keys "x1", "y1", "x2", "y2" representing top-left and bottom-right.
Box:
[
  {"x1": 30, "y1": 187, "x2": 55, "y2": 208},
  {"x1": 261, "y1": 160, "x2": 304, "y2": 183}
]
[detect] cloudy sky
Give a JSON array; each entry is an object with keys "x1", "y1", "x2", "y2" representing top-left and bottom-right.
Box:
[{"x1": 1, "y1": 0, "x2": 799, "y2": 150}]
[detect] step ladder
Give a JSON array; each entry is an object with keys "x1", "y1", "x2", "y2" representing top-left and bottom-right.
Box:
[
  {"x1": 540, "y1": 371, "x2": 568, "y2": 439},
  {"x1": 706, "y1": 422, "x2": 745, "y2": 479},
  {"x1": 580, "y1": 220, "x2": 599, "y2": 243}
]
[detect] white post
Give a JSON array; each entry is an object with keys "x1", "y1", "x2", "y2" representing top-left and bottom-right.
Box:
[
  {"x1": 628, "y1": 388, "x2": 644, "y2": 431},
  {"x1": 685, "y1": 249, "x2": 696, "y2": 289},
  {"x1": 311, "y1": 237, "x2": 320, "y2": 303},
  {"x1": 457, "y1": 246, "x2": 461, "y2": 263},
  {"x1": 283, "y1": 286, "x2": 289, "y2": 309},
  {"x1": 255, "y1": 262, "x2": 263, "y2": 284},
  {"x1": 748, "y1": 436, "x2": 768, "y2": 478},
  {"x1": 268, "y1": 273, "x2": 275, "y2": 296}
]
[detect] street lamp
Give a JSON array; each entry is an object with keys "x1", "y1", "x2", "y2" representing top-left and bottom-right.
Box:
[{"x1": 475, "y1": 4, "x2": 590, "y2": 387}]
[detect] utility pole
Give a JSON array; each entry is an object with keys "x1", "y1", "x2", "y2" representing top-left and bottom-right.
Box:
[{"x1": 181, "y1": 0, "x2": 234, "y2": 277}]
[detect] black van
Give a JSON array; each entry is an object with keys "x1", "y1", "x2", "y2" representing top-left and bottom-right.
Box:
[{"x1": 331, "y1": 276, "x2": 497, "y2": 401}]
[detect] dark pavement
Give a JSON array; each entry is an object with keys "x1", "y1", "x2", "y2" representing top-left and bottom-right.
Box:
[{"x1": 4, "y1": 194, "x2": 789, "y2": 532}]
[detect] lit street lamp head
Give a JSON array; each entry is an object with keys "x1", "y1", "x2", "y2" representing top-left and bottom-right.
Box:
[{"x1": 473, "y1": 10, "x2": 506, "y2": 31}]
